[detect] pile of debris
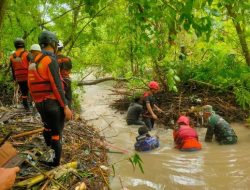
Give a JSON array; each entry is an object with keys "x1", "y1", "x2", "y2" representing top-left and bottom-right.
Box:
[
  {"x1": 111, "y1": 82, "x2": 249, "y2": 128},
  {"x1": 0, "y1": 107, "x2": 110, "y2": 190}
]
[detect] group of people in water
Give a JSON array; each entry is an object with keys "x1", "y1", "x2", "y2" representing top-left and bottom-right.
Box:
[{"x1": 126, "y1": 81, "x2": 238, "y2": 152}]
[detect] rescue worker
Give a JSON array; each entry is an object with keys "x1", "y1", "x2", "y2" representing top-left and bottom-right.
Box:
[
  {"x1": 30, "y1": 44, "x2": 41, "y2": 60},
  {"x1": 203, "y1": 105, "x2": 238, "y2": 145},
  {"x1": 28, "y1": 30, "x2": 72, "y2": 167},
  {"x1": 9, "y1": 38, "x2": 31, "y2": 110},
  {"x1": 142, "y1": 81, "x2": 162, "y2": 130},
  {"x1": 173, "y1": 116, "x2": 202, "y2": 151},
  {"x1": 126, "y1": 96, "x2": 144, "y2": 125},
  {"x1": 57, "y1": 41, "x2": 73, "y2": 108},
  {"x1": 134, "y1": 126, "x2": 159, "y2": 151}
]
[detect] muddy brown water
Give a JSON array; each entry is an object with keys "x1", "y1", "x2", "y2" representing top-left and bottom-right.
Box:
[{"x1": 80, "y1": 80, "x2": 250, "y2": 190}]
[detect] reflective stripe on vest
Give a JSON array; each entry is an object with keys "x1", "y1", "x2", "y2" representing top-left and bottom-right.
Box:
[
  {"x1": 11, "y1": 51, "x2": 28, "y2": 82},
  {"x1": 28, "y1": 54, "x2": 53, "y2": 102}
]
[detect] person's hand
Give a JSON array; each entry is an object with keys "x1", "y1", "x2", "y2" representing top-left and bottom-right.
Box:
[
  {"x1": 64, "y1": 106, "x2": 73, "y2": 120},
  {"x1": 157, "y1": 108, "x2": 163, "y2": 113},
  {"x1": 0, "y1": 167, "x2": 20, "y2": 190},
  {"x1": 152, "y1": 113, "x2": 158, "y2": 120}
]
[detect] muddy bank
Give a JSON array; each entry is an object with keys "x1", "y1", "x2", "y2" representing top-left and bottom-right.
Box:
[{"x1": 0, "y1": 107, "x2": 109, "y2": 189}]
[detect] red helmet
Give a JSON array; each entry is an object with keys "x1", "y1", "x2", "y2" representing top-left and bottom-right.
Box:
[
  {"x1": 148, "y1": 81, "x2": 160, "y2": 90},
  {"x1": 177, "y1": 116, "x2": 190, "y2": 125}
]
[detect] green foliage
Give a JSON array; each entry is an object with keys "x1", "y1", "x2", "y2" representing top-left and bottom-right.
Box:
[{"x1": 128, "y1": 153, "x2": 144, "y2": 174}]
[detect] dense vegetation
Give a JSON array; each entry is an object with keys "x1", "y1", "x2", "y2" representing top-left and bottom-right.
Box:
[{"x1": 0, "y1": 0, "x2": 249, "y2": 110}]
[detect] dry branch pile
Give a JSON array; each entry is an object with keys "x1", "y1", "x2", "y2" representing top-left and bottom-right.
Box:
[
  {"x1": 0, "y1": 107, "x2": 109, "y2": 190},
  {"x1": 111, "y1": 82, "x2": 249, "y2": 128}
]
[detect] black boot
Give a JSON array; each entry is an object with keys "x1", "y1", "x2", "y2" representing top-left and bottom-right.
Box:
[{"x1": 51, "y1": 139, "x2": 62, "y2": 166}]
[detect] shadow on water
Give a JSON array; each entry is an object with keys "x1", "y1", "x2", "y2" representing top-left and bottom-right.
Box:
[{"x1": 80, "y1": 79, "x2": 250, "y2": 190}]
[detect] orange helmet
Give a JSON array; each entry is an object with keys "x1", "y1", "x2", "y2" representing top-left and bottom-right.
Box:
[{"x1": 148, "y1": 81, "x2": 160, "y2": 90}]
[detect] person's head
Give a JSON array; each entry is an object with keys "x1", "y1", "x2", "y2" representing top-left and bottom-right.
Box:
[
  {"x1": 30, "y1": 44, "x2": 41, "y2": 56},
  {"x1": 14, "y1": 38, "x2": 25, "y2": 49},
  {"x1": 138, "y1": 126, "x2": 149, "y2": 136},
  {"x1": 202, "y1": 105, "x2": 213, "y2": 120},
  {"x1": 177, "y1": 115, "x2": 190, "y2": 126},
  {"x1": 38, "y1": 30, "x2": 59, "y2": 53},
  {"x1": 57, "y1": 40, "x2": 64, "y2": 53},
  {"x1": 148, "y1": 81, "x2": 160, "y2": 94}
]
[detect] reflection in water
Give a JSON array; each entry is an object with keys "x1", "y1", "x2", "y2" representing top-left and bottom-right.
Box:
[
  {"x1": 80, "y1": 79, "x2": 250, "y2": 190},
  {"x1": 128, "y1": 178, "x2": 166, "y2": 189}
]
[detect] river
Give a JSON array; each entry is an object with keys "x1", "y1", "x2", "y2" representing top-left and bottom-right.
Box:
[{"x1": 80, "y1": 80, "x2": 250, "y2": 190}]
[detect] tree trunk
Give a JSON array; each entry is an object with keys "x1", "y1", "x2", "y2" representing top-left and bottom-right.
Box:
[
  {"x1": 0, "y1": 0, "x2": 7, "y2": 27},
  {"x1": 226, "y1": 5, "x2": 250, "y2": 66}
]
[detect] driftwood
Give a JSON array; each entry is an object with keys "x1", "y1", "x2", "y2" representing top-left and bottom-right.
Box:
[
  {"x1": 11, "y1": 128, "x2": 44, "y2": 139},
  {"x1": 77, "y1": 77, "x2": 128, "y2": 86},
  {"x1": 16, "y1": 161, "x2": 78, "y2": 188}
]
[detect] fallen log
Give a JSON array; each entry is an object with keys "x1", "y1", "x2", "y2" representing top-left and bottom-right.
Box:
[
  {"x1": 11, "y1": 128, "x2": 44, "y2": 139},
  {"x1": 77, "y1": 77, "x2": 128, "y2": 86},
  {"x1": 15, "y1": 161, "x2": 78, "y2": 188}
]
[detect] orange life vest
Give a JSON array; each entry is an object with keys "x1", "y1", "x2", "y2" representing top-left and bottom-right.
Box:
[
  {"x1": 28, "y1": 53, "x2": 53, "y2": 102},
  {"x1": 57, "y1": 56, "x2": 71, "y2": 78},
  {"x1": 10, "y1": 50, "x2": 29, "y2": 81}
]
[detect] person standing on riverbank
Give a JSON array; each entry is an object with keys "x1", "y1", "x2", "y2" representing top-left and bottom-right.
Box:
[
  {"x1": 28, "y1": 31, "x2": 72, "y2": 167},
  {"x1": 10, "y1": 38, "x2": 31, "y2": 111},
  {"x1": 203, "y1": 105, "x2": 237, "y2": 144},
  {"x1": 142, "y1": 81, "x2": 162, "y2": 130},
  {"x1": 57, "y1": 40, "x2": 73, "y2": 108}
]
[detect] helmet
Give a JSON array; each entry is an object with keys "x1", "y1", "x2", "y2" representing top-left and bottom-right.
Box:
[
  {"x1": 58, "y1": 40, "x2": 64, "y2": 50},
  {"x1": 30, "y1": 44, "x2": 41, "y2": 52},
  {"x1": 138, "y1": 126, "x2": 149, "y2": 136},
  {"x1": 202, "y1": 105, "x2": 213, "y2": 113},
  {"x1": 38, "y1": 30, "x2": 58, "y2": 47},
  {"x1": 177, "y1": 116, "x2": 190, "y2": 125},
  {"x1": 14, "y1": 38, "x2": 25, "y2": 48},
  {"x1": 148, "y1": 81, "x2": 160, "y2": 90}
]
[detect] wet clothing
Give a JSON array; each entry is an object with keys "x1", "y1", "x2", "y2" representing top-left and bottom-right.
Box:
[
  {"x1": 134, "y1": 134, "x2": 159, "y2": 151},
  {"x1": 28, "y1": 50, "x2": 67, "y2": 166},
  {"x1": 173, "y1": 125, "x2": 202, "y2": 151},
  {"x1": 57, "y1": 54, "x2": 72, "y2": 108},
  {"x1": 142, "y1": 91, "x2": 156, "y2": 130},
  {"x1": 205, "y1": 113, "x2": 237, "y2": 145},
  {"x1": 10, "y1": 49, "x2": 31, "y2": 110},
  {"x1": 126, "y1": 102, "x2": 144, "y2": 125}
]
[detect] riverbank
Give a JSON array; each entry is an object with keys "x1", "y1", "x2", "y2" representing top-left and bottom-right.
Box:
[{"x1": 0, "y1": 106, "x2": 109, "y2": 189}]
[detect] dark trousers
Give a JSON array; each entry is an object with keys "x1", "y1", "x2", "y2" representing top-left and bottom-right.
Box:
[
  {"x1": 63, "y1": 78, "x2": 72, "y2": 109},
  {"x1": 18, "y1": 81, "x2": 29, "y2": 109},
  {"x1": 36, "y1": 99, "x2": 65, "y2": 165},
  {"x1": 127, "y1": 120, "x2": 145, "y2": 125},
  {"x1": 143, "y1": 117, "x2": 155, "y2": 130}
]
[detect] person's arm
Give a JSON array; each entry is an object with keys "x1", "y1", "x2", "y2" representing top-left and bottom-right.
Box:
[
  {"x1": 47, "y1": 59, "x2": 72, "y2": 120},
  {"x1": 154, "y1": 104, "x2": 163, "y2": 113},
  {"x1": 205, "y1": 124, "x2": 214, "y2": 142},
  {"x1": 146, "y1": 102, "x2": 157, "y2": 119},
  {"x1": 9, "y1": 60, "x2": 16, "y2": 81},
  {"x1": 0, "y1": 167, "x2": 20, "y2": 190}
]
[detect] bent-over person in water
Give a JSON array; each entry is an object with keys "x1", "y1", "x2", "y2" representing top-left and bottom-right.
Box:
[
  {"x1": 203, "y1": 105, "x2": 237, "y2": 145},
  {"x1": 126, "y1": 96, "x2": 144, "y2": 125}
]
